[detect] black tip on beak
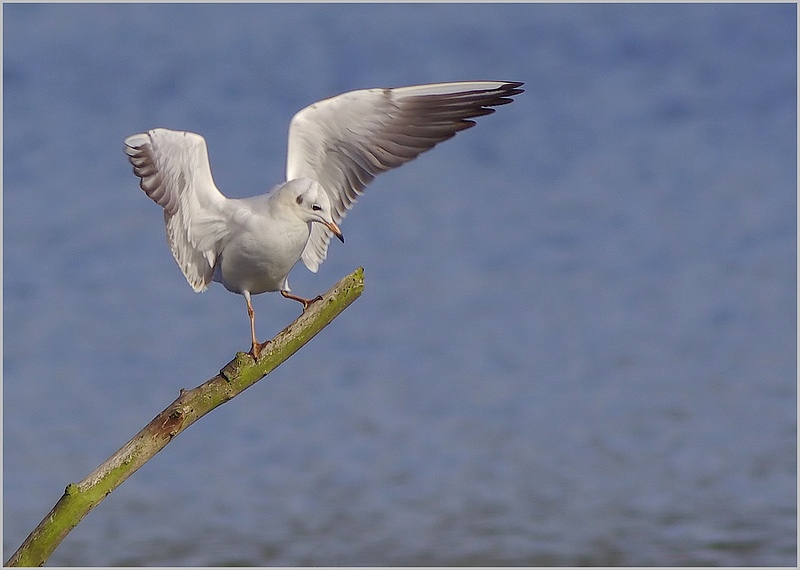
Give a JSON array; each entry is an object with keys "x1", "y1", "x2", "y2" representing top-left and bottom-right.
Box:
[{"x1": 325, "y1": 220, "x2": 344, "y2": 243}]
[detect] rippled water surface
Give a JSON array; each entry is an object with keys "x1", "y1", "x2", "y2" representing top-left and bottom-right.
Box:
[{"x1": 3, "y1": 3, "x2": 796, "y2": 566}]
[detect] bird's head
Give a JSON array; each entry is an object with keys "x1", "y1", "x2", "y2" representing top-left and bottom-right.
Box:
[{"x1": 285, "y1": 179, "x2": 344, "y2": 243}]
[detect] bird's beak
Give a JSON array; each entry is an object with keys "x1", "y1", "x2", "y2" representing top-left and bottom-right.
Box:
[{"x1": 324, "y1": 220, "x2": 345, "y2": 243}]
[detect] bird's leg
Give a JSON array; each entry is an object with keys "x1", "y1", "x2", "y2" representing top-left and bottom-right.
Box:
[
  {"x1": 243, "y1": 291, "x2": 267, "y2": 359},
  {"x1": 280, "y1": 290, "x2": 323, "y2": 311}
]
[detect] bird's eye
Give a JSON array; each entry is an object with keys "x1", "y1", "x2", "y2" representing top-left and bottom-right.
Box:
[{"x1": 311, "y1": 204, "x2": 322, "y2": 211}]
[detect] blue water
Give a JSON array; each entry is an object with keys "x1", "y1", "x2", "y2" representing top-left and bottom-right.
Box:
[{"x1": 3, "y1": 3, "x2": 796, "y2": 566}]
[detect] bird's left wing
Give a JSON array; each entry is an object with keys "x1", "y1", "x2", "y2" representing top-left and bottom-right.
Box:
[{"x1": 286, "y1": 80, "x2": 524, "y2": 272}]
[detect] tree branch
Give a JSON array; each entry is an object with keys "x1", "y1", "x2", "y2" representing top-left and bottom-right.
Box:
[{"x1": 6, "y1": 267, "x2": 365, "y2": 567}]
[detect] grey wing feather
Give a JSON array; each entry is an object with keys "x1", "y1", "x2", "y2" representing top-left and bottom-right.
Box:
[
  {"x1": 285, "y1": 80, "x2": 524, "y2": 272},
  {"x1": 124, "y1": 128, "x2": 230, "y2": 292}
]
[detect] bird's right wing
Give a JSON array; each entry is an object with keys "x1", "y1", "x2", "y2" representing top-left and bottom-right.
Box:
[{"x1": 124, "y1": 128, "x2": 230, "y2": 292}]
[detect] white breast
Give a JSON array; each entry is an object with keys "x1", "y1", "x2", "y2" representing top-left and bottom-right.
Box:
[{"x1": 213, "y1": 199, "x2": 311, "y2": 295}]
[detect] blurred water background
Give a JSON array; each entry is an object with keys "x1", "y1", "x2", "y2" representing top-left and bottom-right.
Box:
[{"x1": 3, "y1": 3, "x2": 796, "y2": 566}]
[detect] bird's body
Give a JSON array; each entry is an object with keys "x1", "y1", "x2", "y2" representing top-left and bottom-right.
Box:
[
  {"x1": 210, "y1": 181, "x2": 322, "y2": 296},
  {"x1": 125, "y1": 80, "x2": 523, "y2": 357}
]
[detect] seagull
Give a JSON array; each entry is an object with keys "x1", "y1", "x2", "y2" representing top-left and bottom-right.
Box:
[{"x1": 125, "y1": 80, "x2": 524, "y2": 358}]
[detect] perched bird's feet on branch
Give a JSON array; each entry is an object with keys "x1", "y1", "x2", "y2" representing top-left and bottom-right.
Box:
[
  {"x1": 249, "y1": 340, "x2": 270, "y2": 360},
  {"x1": 281, "y1": 290, "x2": 323, "y2": 311}
]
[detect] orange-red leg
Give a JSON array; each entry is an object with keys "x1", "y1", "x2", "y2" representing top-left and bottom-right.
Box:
[
  {"x1": 243, "y1": 291, "x2": 267, "y2": 359},
  {"x1": 280, "y1": 290, "x2": 323, "y2": 310}
]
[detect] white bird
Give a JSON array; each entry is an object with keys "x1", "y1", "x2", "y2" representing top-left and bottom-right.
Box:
[{"x1": 125, "y1": 80, "x2": 524, "y2": 358}]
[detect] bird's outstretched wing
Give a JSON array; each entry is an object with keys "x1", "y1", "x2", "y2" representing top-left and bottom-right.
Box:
[
  {"x1": 125, "y1": 128, "x2": 230, "y2": 292},
  {"x1": 286, "y1": 80, "x2": 524, "y2": 272}
]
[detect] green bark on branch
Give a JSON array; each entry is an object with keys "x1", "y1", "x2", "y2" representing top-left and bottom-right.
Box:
[{"x1": 6, "y1": 267, "x2": 365, "y2": 567}]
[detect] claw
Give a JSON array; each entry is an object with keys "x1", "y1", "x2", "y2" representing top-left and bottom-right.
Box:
[{"x1": 249, "y1": 340, "x2": 269, "y2": 360}]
